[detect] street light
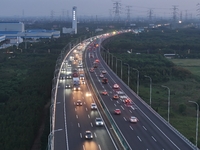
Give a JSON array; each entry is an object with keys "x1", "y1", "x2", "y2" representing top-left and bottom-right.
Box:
[
  {"x1": 112, "y1": 55, "x2": 117, "y2": 73},
  {"x1": 144, "y1": 75, "x2": 152, "y2": 107},
  {"x1": 117, "y1": 58, "x2": 122, "y2": 79},
  {"x1": 188, "y1": 100, "x2": 199, "y2": 149},
  {"x1": 133, "y1": 68, "x2": 139, "y2": 95},
  {"x1": 161, "y1": 85, "x2": 170, "y2": 123},
  {"x1": 48, "y1": 128, "x2": 63, "y2": 150},
  {"x1": 123, "y1": 63, "x2": 130, "y2": 86}
]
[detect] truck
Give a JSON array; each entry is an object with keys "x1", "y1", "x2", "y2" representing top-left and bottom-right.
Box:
[
  {"x1": 102, "y1": 77, "x2": 108, "y2": 84},
  {"x1": 73, "y1": 77, "x2": 80, "y2": 85}
]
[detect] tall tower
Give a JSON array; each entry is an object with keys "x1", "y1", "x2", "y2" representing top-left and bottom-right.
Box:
[{"x1": 72, "y1": 6, "x2": 77, "y2": 34}]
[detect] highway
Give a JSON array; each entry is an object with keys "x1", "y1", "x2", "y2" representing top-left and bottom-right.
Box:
[
  {"x1": 84, "y1": 36, "x2": 196, "y2": 150},
  {"x1": 53, "y1": 44, "x2": 119, "y2": 150}
]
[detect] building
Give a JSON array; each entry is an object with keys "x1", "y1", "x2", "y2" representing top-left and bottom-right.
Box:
[
  {"x1": 0, "y1": 22, "x2": 25, "y2": 32},
  {"x1": 72, "y1": 6, "x2": 77, "y2": 34}
]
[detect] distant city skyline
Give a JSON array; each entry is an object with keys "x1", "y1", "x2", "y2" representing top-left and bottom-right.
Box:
[{"x1": 0, "y1": 0, "x2": 199, "y2": 19}]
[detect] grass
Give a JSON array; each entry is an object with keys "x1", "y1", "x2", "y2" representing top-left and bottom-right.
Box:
[{"x1": 171, "y1": 59, "x2": 200, "y2": 76}]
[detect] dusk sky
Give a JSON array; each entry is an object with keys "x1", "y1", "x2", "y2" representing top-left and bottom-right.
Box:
[{"x1": 0, "y1": 0, "x2": 199, "y2": 18}]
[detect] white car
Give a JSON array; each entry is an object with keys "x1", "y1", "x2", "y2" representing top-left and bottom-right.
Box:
[
  {"x1": 99, "y1": 74, "x2": 104, "y2": 78},
  {"x1": 91, "y1": 103, "x2": 97, "y2": 110},
  {"x1": 65, "y1": 84, "x2": 71, "y2": 89},
  {"x1": 102, "y1": 70, "x2": 107, "y2": 74},
  {"x1": 129, "y1": 116, "x2": 138, "y2": 123},
  {"x1": 113, "y1": 84, "x2": 119, "y2": 89},
  {"x1": 85, "y1": 131, "x2": 93, "y2": 139},
  {"x1": 95, "y1": 118, "x2": 104, "y2": 126},
  {"x1": 86, "y1": 92, "x2": 92, "y2": 97}
]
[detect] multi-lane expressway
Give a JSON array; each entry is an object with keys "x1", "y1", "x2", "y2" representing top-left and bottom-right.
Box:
[
  {"x1": 52, "y1": 44, "x2": 120, "y2": 150},
  {"x1": 84, "y1": 36, "x2": 196, "y2": 150}
]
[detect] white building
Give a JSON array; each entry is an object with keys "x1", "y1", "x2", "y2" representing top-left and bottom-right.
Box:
[
  {"x1": 0, "y1": 22, "x2": 25, "y2": 32},
  {"x1": 72, "y1": 6, "x2": 77, "y2": 34}
]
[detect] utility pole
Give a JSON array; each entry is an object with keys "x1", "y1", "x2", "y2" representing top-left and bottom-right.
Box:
[
  {"x1": 50, "y1": 10, "x2": 55, "y2": 21},
  {"x1": 172, "y1": 5, "x2": 178, "y2": 22},
  {"x1": 113, "y1": 1, "x2": 121, "y2": 22}
]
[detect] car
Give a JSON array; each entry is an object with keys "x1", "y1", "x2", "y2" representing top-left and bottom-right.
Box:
[
  {"x1": 66, "y1": 74, "x2": 72, "y2": 79},
  {"x1": 73, "y1": 85, "x2": 81, "y2": 91},
  {"x1": 85, "y1": 131, "x2": 93, "y2": 139},
  {"x1": 101, "y1": 91, "x2": 108, "y2": 95},
  {"x1": 81, "y1": 80, "x2": 86, "y2": 84},
  {"x1": 113, "y1": 84, "x2": 119, "y2": 89},
  {"x1": 59, "y1": 76, "x2": 65, "y2": 80},
  {"x1": 80, "y1": 74, "x2": 84, "y2": 80},
  {"x1": 90, "y1": 68, "x2": 94, "y2": 72},
  {"x1": 76, "y1": 100, "x2": 82, "y2": 106},
  {"x1": 114, "y1": 109, "x2": 121, "y2": 115},
  {"x1": 102, "y1": 70, "x2": 107, "y2": 74},
  {"x1": 129, "y1": 116, "x2": 138, "y2": 123},
  {"x1": 86, "y1": 92, "x2": 92, "y2": 97},
  {"x1": 95, "y1": 118, "x2": 104, "y2": 126},
  {"x1": 90, "y1": 55, "x2": 94, "y2": 58},
  {"x1": 99, "y1": 74, "x2": 104, "y2": 78},
  {"x1": 123, "y1": 98, "x2": 132, "y2": 104},
  {"x1": 113, "y1": 94, "x2": 119, "y2": 99},
  {"x1": 67, "y1": 63, "x2": 71, "y2": 67},
  {"x1": 91, "y1": 103, "x2": 97, "y2": 110},
  {"x1": 65, "y1": 84, "x2": 71, "y2": 89}
]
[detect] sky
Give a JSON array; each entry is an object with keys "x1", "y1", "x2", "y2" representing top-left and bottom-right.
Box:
[{"x1": 0, "y1": 0, "x2": 199, "y2": 18}]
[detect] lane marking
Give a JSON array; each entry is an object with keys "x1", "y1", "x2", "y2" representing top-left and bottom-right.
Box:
[
  {"x1": 123, "y1": 117, "x2": 127, "y2": 121},
  {"x1": 91, "y1": 122, "x2": 93, "y2": 127},
  {"x1": 88, "y1": 114, "x2": 90, "y2": 118},
  {"x1": 78, "y1": 123, "x2": 80, "y2": 127},
  {"x1": 137, "y1": 136, "x2": 142, "y2": 142},
  {"x1": 114, "y1": 104, "x2": 117, "y2": 107},
  {"x1": 129, "y1": 126, "x2": 133, "y2": 130},
  {"x1": 94, "y1": 132, "x2": 97, "y2": 138},
  {"x1": 75, "y1": 108, "x2": 77, "y2": 111},
  {"x1": 80, "y1": 133, "x2": 82, "y2": 138},
  {"x1": 98, "y1": 144, "x2": 102, "y2": 150},
  {"x1": 76, "y1": 115, "x2": 78, "y2": 118},
  {"x1": 152, "y1": 136, "x2": 157, "y2": 142},
  {"x1": 121, "y1": 105, "x2": 124, "y2": 110},
  {"x1": 85, "y1": 108, "x2": 88, "y2": 111},
  {"x1": 143, "y1": 126, "x2": 147, "y2": 131},
  {"x1": 129, "y1": 110, "x2": 132, "y2": 113}
]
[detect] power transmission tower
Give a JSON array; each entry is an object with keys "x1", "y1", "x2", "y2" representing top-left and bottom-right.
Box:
[
  {"x1": 148, "y1": 9, "x2": 153, "y2": 22},
  {"x1": 180, "y1": 10, "x2": 182, "y2": 21},
  {"x1": 185, "y1": 10, "x2": 188, "y2": 21},
  {"x1": 113, "y1": 1, "x2": 121, "y2": 22},
  {"x1": 172, "y1": 5, "x2": 178, "y2": 22},
  {"x1": 50, "y1": 10, "x2": 55, "y2": 20},
  {"x1": 126, "y1": 6, "x2": 132, "y2": 22},
  {"x1": 197, "y1": 3, "x2": 200, "y2": 19}
]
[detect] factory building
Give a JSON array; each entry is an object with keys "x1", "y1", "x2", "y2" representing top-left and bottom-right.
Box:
[{"x1": 0, "y1": 22, "x2": 25, "y2": 32}]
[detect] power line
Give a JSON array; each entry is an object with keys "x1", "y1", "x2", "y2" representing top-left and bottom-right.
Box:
[
  {"x1": 126, "y1": 6, "x2": 132, "y2": 22},
  {"x1": 113, "y1": 1, "x2": 122, "y2": 22},
  {"x1": 171, "y1": 5, "x2": 179, "y2": 22}
]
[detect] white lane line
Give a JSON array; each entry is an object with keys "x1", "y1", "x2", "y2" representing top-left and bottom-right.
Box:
[
  {"x1": 129, "y1": 125, "x2": 133, "y2": 130},
  {"x1": 152, "y1": 136, "x2": 157, "y2": 142},
  {"x1": 102, "y1": 85, "x2": 104, "y2": 88},
  {"x1": 98, "y1": 144, "x2": 102, "y2": 150},
  {"x1": 129, "y1": 110, "x2": 132, "y2": 113},
  {"x1": 123, "y1": 117, "x2": 127, "y2": 121},
  {"x1": 121, "y1": 105, "x2": 124, "y2": 110},
  {"x1": 117, "y1": 101, "x2": 119, "y2": 103},
  {"x1": 114, "y1": 104, "x2": 117, "y2": 107},
  {"x1": 80, "y1": 133, "x2": 82, "y2": 138},
  {"x1": 143, "y1": 126, "x2": 147, "y2": 130},
  {"x1": 85, "y1": 108, "x2": 88, "y2": 111},
  {"x1": 137, "y1": 136, "x2": 142, "y2": 142},
  {"x1": 76, "y1": 115, "x2": 78, "y2": 118},
  {"x1": 91, "y1": 122, "x2": 93, "y2": 127},
  {"x1": 110, "y1": 98, "x2": 113, "y2": 101},
  {"x1": 88, "y1": 114, "x2": 90, "y2": 118},
  {"x1": 83, "y1": 145, "x2": 85, "y2": 150},
  {"x1": 94, "y1": 132, "x2": 97, "y2": 138},
  {"x1": 75, "y1": 108, "x2": 77, "y2": 111},
  {"x1": 78, "y1": 123, "x2": 80, "y2": 127}
]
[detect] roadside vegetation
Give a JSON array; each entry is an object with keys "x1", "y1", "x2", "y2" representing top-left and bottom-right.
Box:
[{"x1": 102, "y1": 28, "x2": 200, "y2": 146}]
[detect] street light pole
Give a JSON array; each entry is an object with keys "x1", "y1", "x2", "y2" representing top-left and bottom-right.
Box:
[
  {"x1": 133, "y1": 68, "x2": 139, "y2": 95},
  {"x1": 117, "y1": 58, "x2": 122, "y2": 79},
  {"x1": 123, "y1": 63, "x2": 130, "y2": 86},
  {"x1": 161, "y1": 85, "x2": 170, "y2": 123},
  {"x1": 144, "y1": 75, "x2": 152, "y2": 107},
  {"x1": 189, "y1": 100, "x2": 199, "y2": 149}
]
